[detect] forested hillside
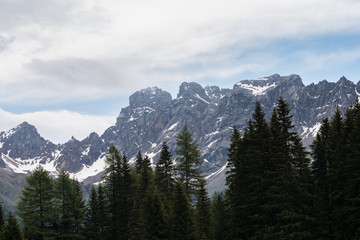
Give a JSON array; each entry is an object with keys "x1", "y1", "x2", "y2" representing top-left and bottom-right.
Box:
[{"x1": 1, "y1": 97, "x2": 360, "y2": 239}]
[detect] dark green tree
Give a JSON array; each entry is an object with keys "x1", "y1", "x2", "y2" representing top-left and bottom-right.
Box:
[
  {"x1": 3, "y1": 211, "x2": 23, "y2": 240},
  {"x1": 332, "y1": 99, "x2": 360, "y2": 239},
  {"x1": 175, "y1": 125, "x2": 203, "y2": 198},
  {"x1": 72, "y1": 179, "x2": 85, "y2": 239},
  {"x1": 0, "y1": 204, "x2": 4, "y2": 236},
  {"x1": 225, "y1": 102, "x2": 271, "y2": 239},
  {"x1": 195, "y1": 178, "x2": 211, "y2": 240},
  {"x1": 311, "y1": 118, "x2": 333, "y2": 239},
  {"x1": 135, "y1": 151, "x2": 143, "y2": 174},
  {"x1": 210, "y1": 192, "x2": 225, "y2": 240},
  {"x1": 155, "y1": 142, "x2": 176, "y2": 203},
  {"x1": 265, "y1": 98, "x2": 313, "y2": 239},
  {"x1": 170, "y1": 181, "x2": 195, "y2": 240},
  {"x1": 103, "y1": 145, "x2": 124, "y2": 240},
  {"x1": 85, "y1": 185, "x2": 101, "y2": 240},
  {"x1": 54, "y1": 169, "x2": 79, "y2": 239},
  {"x1": 17, "y1": 165, "x2": 56, "y2": 240},
  {"x1": 129, "y1": 155, "x2": 156, "y2": 240}
]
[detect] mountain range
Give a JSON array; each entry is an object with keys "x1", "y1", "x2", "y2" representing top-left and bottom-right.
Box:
[{"x1": 1, "y1": 73, "x2": 359, "y2": 210}]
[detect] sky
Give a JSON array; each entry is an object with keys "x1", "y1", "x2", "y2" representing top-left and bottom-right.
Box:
[{"x1": 1, "y1": 0, "x2": 360, "y2": 143}]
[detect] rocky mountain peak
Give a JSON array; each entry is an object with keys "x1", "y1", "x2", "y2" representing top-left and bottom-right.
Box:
[
  {"x1": 233, "y1": 74, "x2": 304, "y2": 97},
  {"x1": 0, "y1": 122, "x2": 55, "y2": 160},
  {"x1": 178, "y1": 82, "x2": 206, "y2": 98},
  {"x1": 129, "y1": 86, "x2": 172, "y2": 109}
]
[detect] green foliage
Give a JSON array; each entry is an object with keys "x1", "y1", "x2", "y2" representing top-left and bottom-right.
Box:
[
  {"x1": 3, "y1": 211, "x2": 23, "y2": 240},
  {"x1": 176, "y1": 125, "x2": 203, "y2": 198},
  {"x1": 210, "y1": 192, "x2": 225, "y2": 240},
  {"x1": 17, "y1": 165, "x2": 56, "y2": 240},
  {"x1": 103, "y1": 146, "x2": 132, "y2": 240},
  {"x1": 155, "y1": 142, "x2": 176, "y2": 203},
  {"x1": 170, "y1": 181, "x2": 195, "y2": 240},
  {"x1": 195, "y1": 178, "x2": 211, "y2": 240}
]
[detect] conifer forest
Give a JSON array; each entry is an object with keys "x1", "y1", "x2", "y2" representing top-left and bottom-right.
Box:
[{"x1": 1, "y1": 97, "x2": 360, "y2": 240}]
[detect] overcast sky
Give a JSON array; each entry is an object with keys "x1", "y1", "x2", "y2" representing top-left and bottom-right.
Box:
[{"x1": 1, "y1": 0, "x2": 360, "y2": 143}]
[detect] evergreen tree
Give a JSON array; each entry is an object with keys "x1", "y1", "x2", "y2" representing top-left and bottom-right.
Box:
[
  {"x1": 0, "y1": 204, "x2": 4, "y2": 236},
  {"x1": 210, "y1": 192, "x2": 225, "y2": 240},
  {"x1": 311, "y1": 118, "x2": 333, "y2": 239},
  {"x1": 195, "y1": 178, "x2": 211, "y2": 240},
  {"x1": 266, "y1": 98, "x2": 313, "y2": 239},
  {"x1": 135, "y1": 151, "x2": 143, "y2": 174},
  {"x1": 118, "y1": 154, "x2": 132, "y2": 240},
  {"x1": 96, "y1": 184, "x2": 106, "y2": 239},
  {"x1": 170, "y1": 181, "x2": 195, "y2": 240},
  {"x1": 3, "y1": 211, "x2": 23, "y2": 240},
  {"x1": 333, "y1": 99, "x2": 360, "y2": 239},
  {"x1": 155, "y1": 142, "x2": 176, "y2": 204},
  {"x1": 17, "y1": 165, "x2": 56, "y2": 240},
  {"x1": 225, "y1": 102, "x2": 271, "y2": 239},
  {"x1": 129, "y1": 155, "x2": 155, "y2": 240},
  {"x1": 72, "y1": 179, "x2": 85, "y2": 239},
  {"x1": 103, "y1": 145, "x2": 124, "y2": 240},
  {"x1": 85, "y1": 185, "x2": 101, "y2": 240},
  {"x1": 54, "y1": 169, "x2": 79, "y2": 239},
  {"x1": 175, "y1": 125, "x2": 203, "y2": 198}
]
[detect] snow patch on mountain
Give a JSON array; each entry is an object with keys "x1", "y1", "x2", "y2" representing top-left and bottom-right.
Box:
[
  {"x1": 70, "y1": 153, "x2": 107, "y2": 181},
  {"x1": 236, "y1": 82, "x2": 277, "y2": 95},
  {"x1": 301, "y1": 122, "x2": 322, "y2": 138},
  {"x1": 205, "y1": 162, "x2": 227, "y2": 180}
]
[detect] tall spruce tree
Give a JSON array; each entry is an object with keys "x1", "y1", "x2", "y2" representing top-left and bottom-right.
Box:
[
  {"x1": 72, "y1": 179, "x2": 85, "y2": 239},
  {"x1": 85, "y1": 185, "x2": 101, "y2": 240},
  {"x1": 130, "y1": 155, "x2": 163, "y2": 240},
  {"x1": 3, "y1": 211, "x2": 23, "y2": 240},
  {"x1": 103, "y1": 145, "x2": 124, "y2": 240},
  {"x1": 333, "y1": 99, "x2": 360, "y2": 239},
  {"x1": 195, "y1": 178, "x2": 211, "y2": 240},
  {"x1": 175, "y1": 125, "x2": 203, "y2": 198},
  {"x1": 210, "y1": 192, "x2": 225, "y2": 240},
  {"x1": 135, "y1": 151, "x2": 143, "y2": 174},
  {"x1": 17, "y1": 165, "x2": 56, "y2": 240},
  {"x1": 225, "y1": 102, "x2": 271, "y2": 239},
  {"x1": 54, "y1": 169, "x2": 79, "y2": 239},
  {"x1": 0, "y1": 204, "x2": 4, "y2": 236},
  {"x1": 155, "y1": 142, "x2": 176, "y2": 203},
  {"x1": 311, "y1": 118, "x2": 333, "y2": 239},
  {"x1": 170, "y1": 181, "x2": 195, "y2": 240},
  {"x1": 266, "y1": 98, "x2": 313, "y2": 239}
]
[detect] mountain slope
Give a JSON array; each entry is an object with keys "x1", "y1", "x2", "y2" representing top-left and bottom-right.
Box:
[{"x1": 0, "y1": 74, "x2": 359, "y2": 200}]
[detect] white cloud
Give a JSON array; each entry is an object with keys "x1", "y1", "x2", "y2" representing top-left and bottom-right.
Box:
[
  {"x1": 0, "y1": 108, "x2": 115, "y2": 144},
  {"x1": 1, "y1": 0, "x2": 360, "y2": 107}
]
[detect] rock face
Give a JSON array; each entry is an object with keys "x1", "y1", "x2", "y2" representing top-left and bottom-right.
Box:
[{"x1": 0, "y1": 74, "x2": 359, "y2": 195}]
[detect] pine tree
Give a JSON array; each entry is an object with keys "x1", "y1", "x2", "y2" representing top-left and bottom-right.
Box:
[
  {"x1": 135, "y1": 151, "x2": 143, "y2": 174},
  {"x1": 17, "y1": 165, "x2": 56, "y2": 240},
  {"x1": 311, "y1": 118, "x2": 333, "y2": 239},
  {"x1": 103, "y1": 145, "x2": 124, "y2": 240},
  {"x1": 85, "y1": 185, "x2": 100, "y2": 240},
  {"x1": 0, "y1": 204, "x2": 4, "y2": 236},
  {"x1": 333, "y1": 99, "x2": 360, "y2": 239},
  {"x1": 210, "y1": 192, "x2": 225, "y2": 240},
  {"x1": 195, "y1": 178, "x2": 211, "y2": 240},
  {"x1": 129, "y1": 155, "x2": 154, "y2": 240},
  {"x1": 265, "y1": 98, "x2": 313, "y2": 239},
  {"x1": 175, "y1": 125, "x2": 203, "y2": 198},
  {"x1": 170, "y1": 181, "x2": 195, "y2": 240},
  {"x1": 53, "y1": 170, "x2": 85, "y2": 239},
  {"x1": 96, "y1": 184, "x2": 106, "y2": 239},
  {"x1": 155, "y1": 142, "x2": 176, "y2": 203},
  {"x1": 3, "y1": 211, "x2": 23, "y2": 240},
  {"x1": 72, "y1": 179, "x2": 85, "y2": 239},
  {"x1": 225, "y1": 102, "x2": 271, "y2": 239}
]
